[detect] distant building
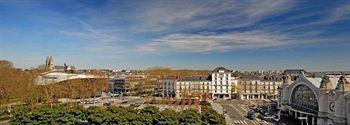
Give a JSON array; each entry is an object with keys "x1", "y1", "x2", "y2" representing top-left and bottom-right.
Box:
[
  {"x1": 162, "y1": 78, "x2": 176, "y2": 97},
  {"x1": 151, "y1": 77, "x2": 162, "y2": 96},
  {"x1": 44, "y1": 56, "x2": 76, "y2": 72},
  {"x1": 45, "y1": 56, "x2": 54, "y2": 71},
  {"x1": 109, "y1": 77, "x2": 129, "y2": 95},
  {"x1": 211, "y1": 67, "x2": 232, "y2": 100},
  {"x1": 283, "y1": 69, "x2": 307, "y2": 81},
  {"x1": 163, "y1": 66, "x2": 235, "y2": 100},
  {"x1": 238, "y1": 75, "x2": 282, "y2": 100},
  {"x1": 175, "y1": 76, "x2": 211, "y2": 100},
  {"x1": 109, "y1": 75, "x2": 155, "y2": 96},
  {"x1": 231, "y1": 73, "x2": 239, "y2": 96}
]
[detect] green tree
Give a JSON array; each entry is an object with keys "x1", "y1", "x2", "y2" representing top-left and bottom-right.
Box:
[
  {"x1": 10, "y1": 104, "x2": 226, "y2": 125},
  {"x1": 201, "y1": 108, "x2": 226, "y2": 125},
  {"x1": 179, "y1": 109, "x2": 201, "y2": 125},
  {"x1": 155, "y1": 108, "x2": 179, "y2": 125}
]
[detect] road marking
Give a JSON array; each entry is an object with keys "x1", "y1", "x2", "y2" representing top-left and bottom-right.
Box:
[
  {"x1": 233, "y1": 120, "x2": 249, "y2": 124},
  {"x1": 238, "y1": 104, "x2": 247, "y2": 112},
  {"x1": 227, "y1": 104, "x2": 243, "y2": 116},
  {"x1": 251, "y1": 120, "x2": 257, "y2": 124}
]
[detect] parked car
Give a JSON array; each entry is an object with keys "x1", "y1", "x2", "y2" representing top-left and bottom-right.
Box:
[{"x1": 247, "y1": 110, "x2": 255, "y2": 120}]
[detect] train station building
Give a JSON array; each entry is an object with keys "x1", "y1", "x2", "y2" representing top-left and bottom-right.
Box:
[{"x1": 277, "y1": 73, "x2": 350, "y2": 125}]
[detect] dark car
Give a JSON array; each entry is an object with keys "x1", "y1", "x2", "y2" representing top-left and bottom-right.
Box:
[{"x1": 247, "y1": 110, "x2": 255, "y2": 120}]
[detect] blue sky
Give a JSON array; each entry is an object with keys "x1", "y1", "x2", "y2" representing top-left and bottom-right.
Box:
[{"x1": 0, "y1": 0, "x2": 350, "y2": 71}]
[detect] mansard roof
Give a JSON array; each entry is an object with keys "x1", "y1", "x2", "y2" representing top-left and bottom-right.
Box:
[
  {"x1": 283, "y1": 69, "x2": 306, "y2": 75},
  {"x1": 292, "y1": 75, "x2": 349, "y2": 90},
  {"x1": 212, "y1": 66, "x2": 231, "y2": 73},
  {"x1": 178, "y1": 76, "x2": 211, "y2": 82}
]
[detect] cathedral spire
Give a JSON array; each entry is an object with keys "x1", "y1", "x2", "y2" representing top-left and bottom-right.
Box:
[{"x1": 45, "y1": 56, "x2": 54, "y2": 71}]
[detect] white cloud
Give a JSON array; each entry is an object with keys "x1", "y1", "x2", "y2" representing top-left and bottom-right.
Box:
[
  {"x1": 60, "y1": 18, "x2": 123, "y2": 44},
  {"x1": 314, "y1": 2, "x2": 350, "y2": 25},
  {"x1": 136, "y1": 28, "x2": 350, "y2": 54},
  {"x1": 131, "y1": 0, "x2": 296, "y2": 33},
  {"x1": 137, "y1": 31, "x2": 292, "y2": 53},
  {"x1": 31, "y1": 0, "x2": 350, "y2": 56}
]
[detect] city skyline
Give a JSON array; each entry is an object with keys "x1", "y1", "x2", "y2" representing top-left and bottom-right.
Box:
[{"x1": 0, "y1": 0, "x2": 350, "y2": 71}]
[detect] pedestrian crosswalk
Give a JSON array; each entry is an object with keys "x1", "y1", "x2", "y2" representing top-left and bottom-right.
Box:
[
  {"x1": 232, "y1": 120, "x2": 270, "y2": 124},
  {"x1": 233, "y1": 120, "x2": 247, "y2": 124}
]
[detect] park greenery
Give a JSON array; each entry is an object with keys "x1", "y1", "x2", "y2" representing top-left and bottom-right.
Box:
[
  {"x1": 0, "y1": 60, "x2": 222, "y2": 124},
  {"x1": 0, "y1": 60, "x2": 109, "y2": 121},
  {"x1": 10, "y1": 104, "x2": 226, "y2": 125}
]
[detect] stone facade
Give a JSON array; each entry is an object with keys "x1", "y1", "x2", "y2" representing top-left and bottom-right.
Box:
[
  {"x1": 238, "y1": 78, "x2": 282, "y2": 100},
  {"x1": 277, "y1": 74, "x2": 350, "y2": 125},
  {"x1": 175, "y1": 77, "x2": 211, "y2": 99}
]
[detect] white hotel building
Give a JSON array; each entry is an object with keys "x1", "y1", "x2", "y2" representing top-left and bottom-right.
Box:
[
  {"x1": 163, "y1": 67, "x2": 235, "y2": 100},
  {"x1": 211, "y1": 67, "x2": 233, "y2": 100}
]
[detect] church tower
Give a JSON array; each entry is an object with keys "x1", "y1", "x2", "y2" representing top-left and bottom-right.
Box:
[{"x1": 45, "y1": 56, "x2": 54, "y2": 71}]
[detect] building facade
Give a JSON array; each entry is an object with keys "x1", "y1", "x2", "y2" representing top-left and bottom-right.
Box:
[
  {"x1": 211, "y1": 67, "x2": 232, "y2": 100},
  {"x1": 109, "y1": 77, "x2": 129, "y2": 95},
  {"x1": 277, "y1": 74, "x2": 350, "y2": 125},
  {"x1": 238, "y1": 76, "x2": 282, "y2": 100},
  {"x1": 162, "y1": 79, "x2": 176, "y2": 97},
  {"x1": 175, "y1": 77, "x2": 211, "y2": 99},
  {"x1": 162, "y1": 67, "x2": 236, "y2": 100}
]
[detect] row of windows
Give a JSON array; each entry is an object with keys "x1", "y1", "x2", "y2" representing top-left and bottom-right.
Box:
[
  {"x1": 213, "y1": 73, "x2": 230, "y2": 76},
  {"x1": 214, "y1": 90, "x2": 229, "y2": 93},
  {"x1": 177, "y1": 86, "x2": 211, "y2": 89},
  {"x1": 177, "y1": 90, "x2": 211, "y2": 93},
  {"x1": 213, "y1": 81, "x2": 230, "y2": 85},
  {"x1": 214, "y1": 86, "x2": 229, "y2": 89},
  {"x1": 177, "y1": 90, "x2": 229, "y2": 93},
  {"x1": 242, "y1": 81, "x2": 282, "y2": 85},
  {"x1": 243, "y1": 85, "x2": 279, "y2": 88},
  {"x1": 214, "y1": 77, "x2": 229, "y2": 80},
  {"x1": 176, "y1": 82, "x2": 211, "y2": 85},
  {"x1": 243, "y1": 90, "x2": 278, "y2": 93}
]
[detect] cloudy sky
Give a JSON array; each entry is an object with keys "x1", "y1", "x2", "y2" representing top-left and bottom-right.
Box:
[{"x1": 0, "y1": 0, "x2": 349, "y2": 71}]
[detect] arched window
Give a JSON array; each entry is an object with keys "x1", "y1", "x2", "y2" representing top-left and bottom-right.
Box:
[{"x1": 291, "y1": 84, "x2": 318, "y2": 113}]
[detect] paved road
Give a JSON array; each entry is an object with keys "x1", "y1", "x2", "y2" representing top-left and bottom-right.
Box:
[
  {"x1": 208, "y1": 100, "x2": 234, "y2": 125},
  {"x1": 217, "y1": 100, "x2": 271, "y2": 125}
]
